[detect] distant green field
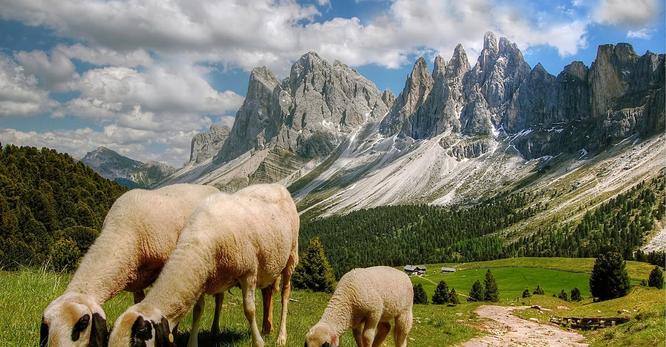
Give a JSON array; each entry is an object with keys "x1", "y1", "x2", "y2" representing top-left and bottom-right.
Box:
[{"x1": 1, "y1": 258, "x2": 661, "y2": 346}]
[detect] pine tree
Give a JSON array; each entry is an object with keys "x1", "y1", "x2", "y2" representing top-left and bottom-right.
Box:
[
  {"x1": 468, "y1": 280, "x2": 484, "y2": 302},
  {"x1": 570, "y1": 288, "x2": 582, "y2": 301},
  {"x1": 558, "y1": 289, "x2": 568, "y2": 301},
  {"x1": 413, "y1": 283, "x2": 428, "y2": 304},
  {"x1": 292, "y1": 237, "x2": 336, "y2": 293},
  {"x1": 483, "y1": 270, "x2": 499, "y2": 302},
  {"x1": 449, "y1": 288, "x2": 460, "y2": 305},
  {"x1": 648, "y1": 266, "x2": 664, "y2": 289},
  {"x1": 590, "y1": 251, "x2": 630, "y2": 300},
  {"x1": 522, "y1": 289, "x2": 531, "y2": 298},
  {"x1": 533, "y1": 285, "x2": 545, "y2": 295},
  {"x1": 432, "y1": 281, "x2": 450, "y2": 304}
]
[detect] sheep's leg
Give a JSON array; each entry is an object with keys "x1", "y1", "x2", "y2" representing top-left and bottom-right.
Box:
[
  {"x1": 393, "y1": 311, "x2": 412, "y2": 347},
  {"x1": 211, "y1": 292, "x2": 224, "y2": 337},
  {"x1": 372, "y1": 322, "x2": 391, "y2": 347},
  {"x1": 276, "y1": 260, "x2": 295, "y2": 346},
  {"x1": 187, "y1": 295, "x2": 205, "y2": 347},
  {"x1": 241, "y1": 277, "x2": 264, "y2": 347},
  {"x1": 261, "y1": 283, "x2": 275, "y2": 335},
  {"x1": 352, "y1": 324, "x2": 364, "y2": 347},
  {"x1": 132, "y1": 290, "x2": 145, "y2": 304},
  {"x1": 361, "y1": 316, "x2": 380, "y2": 347}
]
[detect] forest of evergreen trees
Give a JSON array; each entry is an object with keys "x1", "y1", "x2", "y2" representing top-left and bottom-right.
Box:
[
  {"x1": 0, "y1": 144, "x2": 126, "y2": 270},
  {"x1": 508, "y1": 175, "x2": 666, "y2": 259},
  {"x1": 301, "y1": 175, "x2": 665, "y2": 277},
  {"x1": 300, "y1": 192, "x2": 545, "y2": 276}
]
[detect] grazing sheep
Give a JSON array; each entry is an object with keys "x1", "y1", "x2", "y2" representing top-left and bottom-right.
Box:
[
  {"x1": 305, "y1": 266, "x2": 413, "y2": 347},
  {"x1": 108, "y1": 183, "x2": 299, "y2": 347},
  {"x1": 41, "y1": 184, "x2": 219, "y2": 347}
]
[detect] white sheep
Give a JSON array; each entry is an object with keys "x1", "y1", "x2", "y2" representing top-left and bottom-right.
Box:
[
  {"x1": 108, "y1": 183, "x2": 300, "y2": 347},
  {"x1": 305, "y1": 266, "x2": 413, "y2": 347},
  {"x1": 41, "y1": 183, "x2": 220, "y2": 347}
]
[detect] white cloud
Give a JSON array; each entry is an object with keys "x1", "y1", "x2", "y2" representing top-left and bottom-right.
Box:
[
  {"x1": 627, "y1": 27, "x2": 655, "y2": 39},
  {"x1": 14, "y1": 49, "x2": 78, "y2": 91},
  {"x1": 56, "y1": 44, "x2": 153, "y2": 68},
  {"x1": 594, "y1": 0, "x2": 660, "y2": 27},
  {"x1": 0, "y1": 54, "x2": 56, "y2": 116}
]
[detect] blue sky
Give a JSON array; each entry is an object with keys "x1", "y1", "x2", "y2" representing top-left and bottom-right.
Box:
[{"x1": 0, "y1": 0, "x2": 663, "y2": 166}]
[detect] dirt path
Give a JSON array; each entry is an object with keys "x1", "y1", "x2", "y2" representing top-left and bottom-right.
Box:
[{"x1": 462, "y1": 305, "x2": 588, "y2": 347}]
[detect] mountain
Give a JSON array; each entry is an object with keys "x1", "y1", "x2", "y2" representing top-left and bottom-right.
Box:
[
  {"x1": 161, "y1": 33, "x2": 665, "y2": 222},
  {"x1": 189, "y1": 124, "x2": 230, "y2": 165},
  {"x1": 81, "y1": 147, "x2": 175, "y2": 188}
]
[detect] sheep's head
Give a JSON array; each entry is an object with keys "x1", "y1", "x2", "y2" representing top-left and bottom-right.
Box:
[
  {"x1": 305, "y1": 323, "x2": 339, "y2": 347},
  {"x1": 108, "y1": 304, "x2": 175, "y2": 347},
  {"x1": 41, "y1": 293, "x2": 108, "y2": 347}
]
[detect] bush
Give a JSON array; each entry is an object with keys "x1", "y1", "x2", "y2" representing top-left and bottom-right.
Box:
[
  {"x1": 48, "y1": 238, "x2": 80, "y2": 272},
  {"x1": 292, "y1": 238, "x2": 336, "y2": 293},
  {"x1": 648, "y1": 266, "x2": 664, "y2": 289},
  {"x1": 483, "y1": 269, "x2": 499, "y2": 302},
  {"x1": 449, "y1": 288, "x2": 460, "y2": 305},
  {"x1": 590, "y1": 251, "x2": 630, "y2": 301},
  {"x1": 522, "y1": 289, "x2": 531, "y2": 298},
  {"x1": 533, "y1": 285, "x2": 545, "y2": 295},
  {"x1": 468, "y1": 280, "x2": 484, "y2": 302},
  {"x1": 55, "y1": 226, "x2": 99, "y2": 253},
  {"x1": 432, "y1": 281, "x2": 450, "y2": 304},
  {"x1": 558, "y1": 290, "x2": 568, "y2": 301},
  {"x1": 413, "y1": 283, "x2": 428, "y2": 304},
  {"x1": 570, "y1": 288, "x2": 582, "y2": 301}
]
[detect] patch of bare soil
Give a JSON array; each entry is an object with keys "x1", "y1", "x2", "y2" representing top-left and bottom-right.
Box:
[{"x1": 462, "y1": 305, "x2": 587, "y2": 347}]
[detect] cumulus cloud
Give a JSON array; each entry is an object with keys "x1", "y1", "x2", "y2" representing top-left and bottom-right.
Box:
[
  {"x1": 14, "y1": 49, "x2": 78, "y2": 91},
  {"x1": 56, "y1": 44, "x2": 153, "y2": 67},
  {"x1": 0, "y1": 54, "x2": 56, "y2": 116},
  {"x1": 594, "y1": 0, "x2": 660, "y2": 27},
  {"x1": 0, "y1": 0, "x2": 589, "y2": 73}
]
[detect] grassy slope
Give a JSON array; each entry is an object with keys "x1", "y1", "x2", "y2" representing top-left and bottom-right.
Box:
[{"x1": 2, "y1": 258, "x2": 661, "y2": 346}]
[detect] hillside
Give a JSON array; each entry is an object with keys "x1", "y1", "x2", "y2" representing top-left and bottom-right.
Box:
[
  {"x1": 0, "y1": 144, "x2": 127, "y2": 270},
  {"x1": 81, "y1": 146, "x2": 175, "y2": 188}
]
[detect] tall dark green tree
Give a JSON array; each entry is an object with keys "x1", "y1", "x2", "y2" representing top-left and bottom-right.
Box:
[
  {"x1": 590, "y1": 251, "x2": 630, "y2": 300},
  {"x1": 483, "y1": 269, "x2": 499, "y2": 302},
  {"x1": 468, "y1": 280, "x2": 484, "y2": 302},
  {"x1": 570, "y1": 288, "x2": 582, "y2": 301},
  {"x1": 432, "y1": 281, "x2": 450, "y2": 304},
  {"x1": 413, "y1": 284, "x2": 428, "y2": 304},
  {"x1": 292, "y1": 237, "x2": 336, "y2": 293},
  {"x1": 648, "y1": 266, "x2": 664, "y2": 289},
  {"x1": 449, "y1": 288, "x2": 460, "y2": 305}
]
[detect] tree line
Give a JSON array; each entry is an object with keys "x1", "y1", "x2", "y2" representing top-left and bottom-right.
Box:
[{"x1": 0, "y1": 144, "x2": 126, "y2": 270}]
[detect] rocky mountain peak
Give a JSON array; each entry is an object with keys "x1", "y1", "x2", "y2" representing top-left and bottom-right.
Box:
[
  {"x1": 433, "y1": 55, "x2": 446, "y2": 81},
  {"x1": 560, "y1": 61, "x2": 589, "y2": 81},
  {"x1": 189, "y1": 124, "x2": 230, "y2": 164},
  {"x1": 382, "y1": 90, "x2": 396, "y2": 108},
  {"x1": 483, "y1": 31, "x2": 499, "y2": 53},
  {"x1": 446, "y1": 44, "x2": 470, "y2": 78}
]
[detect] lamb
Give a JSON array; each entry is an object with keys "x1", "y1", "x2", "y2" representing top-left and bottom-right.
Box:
[
  {"x1": 305, "y1": 266, "x2": 413, "y2": 347},
  {"x1": 108, "y1": 183, "x2": 300, "y2": 347},
  {"x1": 40, "y1": 183, "x2": 220, "y2": 347}
]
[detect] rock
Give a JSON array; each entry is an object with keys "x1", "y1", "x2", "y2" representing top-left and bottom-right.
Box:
[
  {"x1": 530, "y1": 305, "x2": 542, "y2": 310},
  {"x1": 189, "y1": 125, "x2": 230, "y2": 164}
]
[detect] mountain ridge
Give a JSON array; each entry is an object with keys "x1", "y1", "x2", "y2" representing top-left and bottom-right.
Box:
[{"x1": 81, "y1": 146, "x2": 176, "y2": 188}]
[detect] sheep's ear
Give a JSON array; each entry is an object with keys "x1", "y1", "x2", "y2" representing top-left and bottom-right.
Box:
[
  {"x1": 131, "y1": 316, "x2": 153, "y2": 343},
  {"x1": 152, "y1": 317, "x2": 175, "y2": 347},
  {"x1": 322, "y1": 343, "x2": 331, "y2": 347},
  {"x1": 71, "y1": 314, "x2": 90, "y2": 341},
  {"x1": 39, "y1": 318, "x2": 49, "y2": 347},
  {"x1": 89, "y1": 313, "x2": 108, "y2": 347}
]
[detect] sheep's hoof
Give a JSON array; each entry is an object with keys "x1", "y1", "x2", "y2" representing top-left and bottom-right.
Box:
[
  {"x1": 276, "y1": 334, "x2": 287, "y2": 346},
  {"x1": 261, "y1": 325, "x2": 272, "y2": 336}
]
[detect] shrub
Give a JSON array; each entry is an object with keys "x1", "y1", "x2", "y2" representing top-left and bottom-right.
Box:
[
  {"x1": 648, "y1": 266, "x2": 664, "y2": 289},
  {"x1": 590, "y1": 251, "x2": 630, "y2": 301},
  {"x1": 533, "y1": 285, "x2": 545, "y2": 295},
  {"x1": 449, "y1": 288, "x2": 460, "y2": 305},
  {"x1": 483, "y1": 269, "x2": 499, "y2": 302},
  {"x1": 48, "y1": 238, "x2": 80, "y2": 272},
  {"x1": 468, "y1": 280, "x2": 484, "y2": 302},
  {"x1": 522, "y1": 289, "x2": 531, "y2": 298},
  {"x1": 558, "y1": 290, "x2": 568, "y2": 301},
  {"x1": 413, "y1": 283, "x2": 428, "y2": 304},
  {"x1": 570, "y1": 288, "x2": 582, "y2": 301},
  {"x1": 292, "y1": 237, "x2": 336, "y2": 293}
]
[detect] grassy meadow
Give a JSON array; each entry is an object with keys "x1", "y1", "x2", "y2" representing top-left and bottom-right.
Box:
[{"x1": 0, "y1": 258, "x2": 662, "y2": 346}]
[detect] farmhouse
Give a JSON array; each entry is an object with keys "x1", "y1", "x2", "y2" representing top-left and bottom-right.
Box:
[
  {"x1": 441, "y1": 267, "x2": 457, "y2": 273},
  {"x1": 404, "y1": 265, "x2": 427, "y2": 276}
]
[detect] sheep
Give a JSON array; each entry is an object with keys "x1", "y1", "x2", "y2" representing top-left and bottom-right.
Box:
[
  {"x1": 108, "y1": 183, "x2": 299, "y2": 347},
  {"x1": 40, "y1": 183, "x2": 220, "y2": 347},
  {"x1": 305, "y1": 266, "x2": 413, "y2": 347}
]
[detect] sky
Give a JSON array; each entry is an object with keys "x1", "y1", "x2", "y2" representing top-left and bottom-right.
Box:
[{"x1": 0, "y1": 0, "x2": 663, "y2": 167}]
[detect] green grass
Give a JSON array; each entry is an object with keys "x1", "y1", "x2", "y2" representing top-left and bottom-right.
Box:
[{"x1": 2, "y1": 257, "x2": 661, "y2": 346}]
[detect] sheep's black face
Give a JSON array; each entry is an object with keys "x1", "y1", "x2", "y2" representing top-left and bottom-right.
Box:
[
  {"x1": 129, "y1": 316, "x2": 175, "y2": 347},
  {"x1": 40, "y1": 302, "x2": 107, "y2": 347}
]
